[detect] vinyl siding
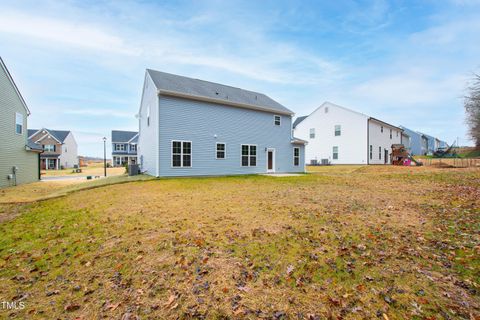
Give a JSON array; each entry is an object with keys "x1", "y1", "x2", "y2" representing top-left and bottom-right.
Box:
[
  {"x1": 0, "y1": 63, "x2": 39, "y2": 188},
  {"x1": 368, "y1": 120, "x2": 402, "y2": 164},
  {"x1": 137, "y1": 72, "x2": 159, "y2": 176},
  {"x1": 156, "y1": 95, "x2": 304, "y2": 177},
  {"x1": 294, "y1": 103, "x2": 369, "y2": 165},
  {"x1": 59, "y1": 132, "x2": 78, "y2": 168}
]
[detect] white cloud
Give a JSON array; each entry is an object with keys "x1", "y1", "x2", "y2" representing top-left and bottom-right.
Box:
[{"x1": 0, "y1": 10, "x2": 141, "y2": 55}]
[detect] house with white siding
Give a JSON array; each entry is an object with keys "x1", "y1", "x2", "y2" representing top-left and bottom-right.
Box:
[
  {"x1": 137, "y1": 69, "x2": 306, "y2": 177},
  {"x1": 293, "y1": 102, "x2": 402, "y2": 165}
]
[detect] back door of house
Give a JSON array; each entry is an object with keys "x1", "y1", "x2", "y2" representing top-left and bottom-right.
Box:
[{"x1": 267, "y1": 149, "x2": 275, "y2": 173}]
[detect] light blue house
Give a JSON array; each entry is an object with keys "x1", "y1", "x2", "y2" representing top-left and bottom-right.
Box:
[
  {"x1": 137, "y1": 69, "x2": 306, "y2": 177},
  {"x1": 399, "y1": 126, "x2": 427, "y2": 155}
]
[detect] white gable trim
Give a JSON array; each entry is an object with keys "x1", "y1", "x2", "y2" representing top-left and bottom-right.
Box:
[
  {"x1": 33, "y1": 129, "x2": 63, "y2": 144},
  {"x1": 0, "y1": 57, "x2": 30, "y2": 115},
  {"x1": 127, "y1": 133, "x2": 139, "y2": 143}
]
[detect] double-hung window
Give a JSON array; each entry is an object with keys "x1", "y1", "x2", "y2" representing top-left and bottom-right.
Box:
[
  {"x1": 390, "y1": 129, "x2": 392, "y2": 139},
  {"x1": 293, "y1": 147, "x2": 300, "y2": 166},
  {"x1": 379, "y1": 146, "x2": 382, "y2": 159},
  {"x1": 172, "y1": 141, "x2": 191, "y2": 167},
  {"x1": 274, "y1": 115, "x2": 281, "y2": 126},
  {"x1": 333, "y1": 146, "x2": 339, "y2": 160},
  {"x1": 309, "y1": 128, "x2": 315, "y2": 139},
  {"x1": 334, "y1": 125, "x2": 341, "y2": 136},
  {"x1": 15, "y1": 113, "x2": 23, "y2": 134},
  {"x1": 216, "y1": 143, "x2": 226, "y2": 159},
  {"x1": 115, "y1": 144, "x2": 125, "y2": 151},
  {"x1": 241, "y1": 144, "x2": 256, "y2": 167},
  {"x1": 369, "y1": 145, "x2": 373, "y2": 160},
  {"x1": 44, "y1": 144, "x2": 55, "y2": 152}
]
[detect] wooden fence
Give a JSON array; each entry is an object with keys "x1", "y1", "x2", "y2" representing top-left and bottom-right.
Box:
[{"x1": 420, "y1": 158, "x2": 480, "y2": 168}]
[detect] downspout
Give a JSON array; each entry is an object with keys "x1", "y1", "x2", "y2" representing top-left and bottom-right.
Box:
[{"x1": 367, "y1": 118, "x2": 370, "y2": 165}]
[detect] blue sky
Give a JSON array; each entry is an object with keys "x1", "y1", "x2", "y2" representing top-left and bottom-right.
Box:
[{"x1": 1, "y1": 0, "x2": 479, "y2": 157}]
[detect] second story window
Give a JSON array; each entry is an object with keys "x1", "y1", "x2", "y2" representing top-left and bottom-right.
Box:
[
  {"x1": 309, "y1": 128, "x2": 315, "y2": 139},
  {"x1": 44, "y1": 144, "x2": 55, "y2": 152},
  {"x1": 147, "y1": 105, "x2": 151, "y2": 127},
  {"x1": 390, "y1": 129, "x2": 392, "y2": 139},
  {"x1": 115, "y1": 144, "x2": 126, "y2": 151},
  {"x1": 381, "y1": 126, "x2": 383, "y2": 133},
  {"x1": 334, "y1": 125, "x2": 341, "y2": 136},
  {"x1": 15, "y1": 113, "x2": 23, "y2": 135},
  {"x1": 130, "y1": 144, "x2": 137, "y2": 152},
  {"x1": 274, "y1": 115, "x2": 281, "y2": 126}
]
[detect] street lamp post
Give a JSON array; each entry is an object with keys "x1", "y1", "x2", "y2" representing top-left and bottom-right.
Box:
[{"x1": 103, "y1": 137, "x2": 107, "y2": 177}]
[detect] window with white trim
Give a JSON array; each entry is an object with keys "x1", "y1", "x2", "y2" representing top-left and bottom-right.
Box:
[
  {"x1": 114, "y1": 144, "x2": 126, "y2": 151},
  {"x1": 172, "y1": 141, "x2": 191, "y2": 167},
  {"x1": 241, "y1": 144, "x2": 256, "y2": 167},
  {"x1": 274, "y1": 115, "x2": 281, "y2": 126},
  {"x1": 216, "y1": 143, "x2": 226, "y2": 159},
  {"x1": 333, "y1": 146, "x2": 338, "y2": 160},
  {"x1": 44, "y1": 144, "x2": 55, "y2": 152},
  {"x1": 293, "y1": 147, "x2": 300, "y2": 166},
  {"x1": 390, "y1": 129, "x2": 392, "y2": 139},
  {"x1": 130, "y1": 144, "x2": 137, "y2": 152},
  {"x1": 309, "y1": 128, "x2": 315, "y2": 139},
  {"x1": 15, "y1": 113, "x2": 23, "y2": 134},
  {"x1": 334, "y1": 125, "x2": 341, "y2": 136},
  {"x1": 379, "y1": 146, "x2": 382, "y2": 159},
  {"x1": 381, "y1": 126, "x2": 383, "y2": 133}
]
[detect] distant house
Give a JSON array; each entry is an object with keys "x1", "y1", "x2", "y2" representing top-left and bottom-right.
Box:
[
  {"x1": 137, "y1": 69, "x2": 306, "y2": 177},
  {"x1": 399, "y1": 126, "x2": 426, "y2": 155},
  {"x1": 0, "y1": 57, "x2": 42, "y2": 187},
  {"x1": 111, "y1": 130, "x2": 138, "y2": 167},
  {"x1": 293, "y1": 102, "x2": 402, "y2": 165},
  {"x1": 28, "y1": 129, "x2": 78, "y2": 170}
]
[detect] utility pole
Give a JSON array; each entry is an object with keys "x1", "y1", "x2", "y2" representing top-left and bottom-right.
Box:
[{"x1": 103, "y1": 137, "x2": 107, "y2": 177}]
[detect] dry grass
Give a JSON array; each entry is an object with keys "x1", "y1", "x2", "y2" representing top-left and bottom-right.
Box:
[
  {"x1": 41, "y1": 162, "x2": 125, "y2": 177},
  {"x1": 0, "y1": 167, "x2": 479, "y2": 319}
]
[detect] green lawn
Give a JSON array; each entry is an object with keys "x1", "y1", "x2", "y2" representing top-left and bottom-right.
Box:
[{"x1": 0, "y1": 167, "x2": 479, "y2": 319}]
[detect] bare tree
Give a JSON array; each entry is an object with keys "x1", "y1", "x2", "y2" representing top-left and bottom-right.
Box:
[{"x1": 465, "y1": 73, "x2": 480, "y2": 147}]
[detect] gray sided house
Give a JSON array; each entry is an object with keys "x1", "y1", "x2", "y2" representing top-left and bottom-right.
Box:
[
  {"x1": 0, "y1": 57, "x2": 42, "y2": 188},
  {"x1": 138, "y1": 69, "x2": 306, "y2": 177},
  {"x1": 111, "y1": 130, "x2": 138, "y2": 167},
  {"x1": 28, "y1": 129, "x2": 78, "y2": 169},
  {"x1": 399, "y1": 126, "x2": 428, "y2": 155}
]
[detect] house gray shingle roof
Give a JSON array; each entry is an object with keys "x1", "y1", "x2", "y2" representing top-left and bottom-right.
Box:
[
  {"x1": 26, "y1": 140, "x2": 43, "y2": 151},
  {"x1": 293, "y1": 116, "x2": 307, "y2": 128},
  {"x1": 28, "y1": 129, "x2": 71, "y2": 143},
  {"x1": 146, "y1": 69, "x2": 293, "y2": 115},
  {"x1": 112, "y1": 130, "x2": 138, "y2": 143}
]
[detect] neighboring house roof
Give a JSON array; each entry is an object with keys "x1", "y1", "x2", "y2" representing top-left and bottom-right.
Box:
[
  {"x1": 111, "y1": 130, "x2": 138, "y2": 143},
  {"x1": 291, "y1": 137, "x2": 308, "y2": 145},
  {"x1": 0, "y1": 56, "x2": 30, "y2": 115},
  {"x1": 293, "y1": 116, "x2": 307, "y2": 128},
  {"x1": 26, "y1": 140, "x2": 43, "y2": 152},
  {"x1": 146, "y1": 69, "x2": 294, "y2": 115},
  {"x1": 28, "y1": 129, "x2": 71, "y2": 143},
  {"x1": 368, "y1": 117, "x2": 402, "y2": 131}
]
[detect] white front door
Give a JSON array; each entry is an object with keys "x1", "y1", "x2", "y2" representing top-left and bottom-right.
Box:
[{"x1": 266, "y1": 148, "x2": 275, "y2": 173}]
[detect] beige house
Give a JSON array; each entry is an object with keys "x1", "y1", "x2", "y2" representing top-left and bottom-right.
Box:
[
  {"x1": 0, "y1": 57, "x2": 42, "y2": 188},
  {"x1": 28, "y1": 129, "x2": 78, "y2": 170}
]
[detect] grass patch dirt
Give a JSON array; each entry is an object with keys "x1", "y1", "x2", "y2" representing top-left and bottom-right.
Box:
[{"x1": 0, "y1": 167, "x2": 478, "y2": 319}]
